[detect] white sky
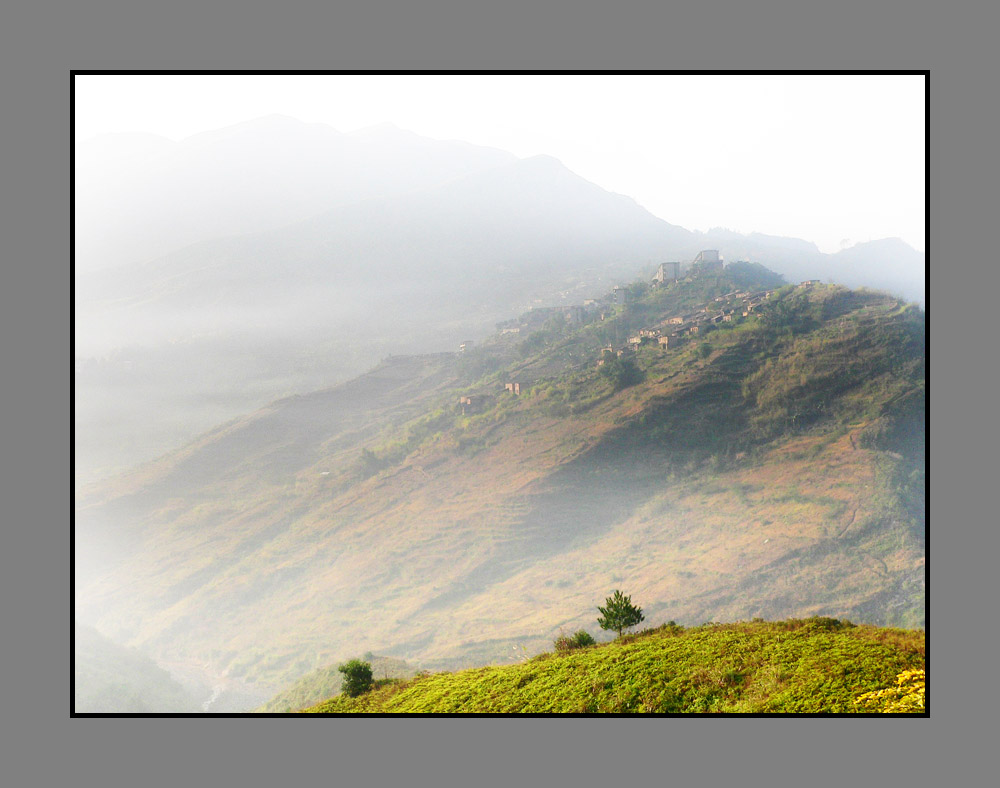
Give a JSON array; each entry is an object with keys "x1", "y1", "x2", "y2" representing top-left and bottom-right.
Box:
[{"x1": 75, "y1": 74, "x2": 926, "y2": 253}]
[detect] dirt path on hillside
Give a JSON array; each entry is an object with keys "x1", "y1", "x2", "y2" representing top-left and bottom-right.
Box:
[{"x1": 836, "y1": 506, "x2": 859, "y2": 539}]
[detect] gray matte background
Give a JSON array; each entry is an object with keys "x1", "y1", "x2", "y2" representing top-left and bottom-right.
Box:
[{"x1": 3, "y1": 0, "x2": 987, "y2": 785}]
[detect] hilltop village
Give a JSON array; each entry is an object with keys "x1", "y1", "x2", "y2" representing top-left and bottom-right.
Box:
[{"x1": 464, "y1": 250, "x2": 821, "y2": 407}]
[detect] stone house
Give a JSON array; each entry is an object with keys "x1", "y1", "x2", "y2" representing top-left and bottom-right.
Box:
[
  {"x1": 691, "y1": 249, "x2": 724, "y2": 274},
  {"x1": 653, "y1": 261, "x2": 681, "y2": 284},
  {"x1": 459, "y1": 395, "x2": 482, "y2": 415}
]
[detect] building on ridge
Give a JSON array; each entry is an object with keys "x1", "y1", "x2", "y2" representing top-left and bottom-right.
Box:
[
  {"x1": 690, "y1": 249, "x2": 724, "y2": 275},
  {"x1": 653, "y1": 261, "x2": 681, "y2": 284}
]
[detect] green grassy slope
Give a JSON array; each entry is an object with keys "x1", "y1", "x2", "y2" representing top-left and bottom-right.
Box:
[
  {"x1": 302, "y1": 618, "x2": 924, "y2": 714},
  {"x1": 76, "y1": 268, "x2": 925, "y2": 694}
]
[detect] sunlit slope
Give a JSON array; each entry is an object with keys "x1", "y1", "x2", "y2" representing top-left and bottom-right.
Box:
[
  {"x1": 302, "y1": 619, "x2": 925, "y2": 714},
  {"x1": 76, "y1": 277, "x2": 924, "y2": 688}
]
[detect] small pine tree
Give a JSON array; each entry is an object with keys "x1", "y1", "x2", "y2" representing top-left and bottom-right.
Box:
[
  {"x1": 338, "y1": 659, "x2": 374, "y2": 697},
  {"x1": 597, "y1": 590, "x2": 644, "y2": 638}
]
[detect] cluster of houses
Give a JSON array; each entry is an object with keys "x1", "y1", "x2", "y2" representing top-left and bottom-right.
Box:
[
  {"x1": 599, "y1": 287, "x2": 777, "y2": 364},
  {"x1": 492, "y1": 251, "x2": 734, "y2": 342},
  {"x1": 458, "y1": 381, "x2": 522, "y2": 415},
  {"x1": 459, "y1": 247, "x2": 830, "y2": 409}
]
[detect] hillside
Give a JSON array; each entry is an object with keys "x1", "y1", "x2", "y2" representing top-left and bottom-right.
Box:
[
  {"x1": 75, "y1": 267, "x2": 925, "y2": 700},
  {"x1": 74, "y1": 621, "x2": 199, "y2": 713},
  {"x1": 301, "y1": 618, "x2": 925, "y2": 714},
  {"x1": 256, "y1": 654, "x2": 418, "y2": 713}
]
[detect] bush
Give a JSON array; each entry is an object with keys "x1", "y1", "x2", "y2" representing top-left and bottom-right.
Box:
[
  {"x1": 357, "y1": 448, "x2": 383, "y2": 477},
  {"x1": 598, "y1": 355, "x2": 644, "y2": 390},
  {"x1": 554, "y1": 629, "x2": 597, "y2": 652},
  {"x1": 338, "y1": 659, "x2": 374, "y2": 697},
  {"x1": 572, "y1": 630, "x2": 597, "y2": 647},
  {"x1": 804, "y1": 616, "x2": 854, "y2": 631}
]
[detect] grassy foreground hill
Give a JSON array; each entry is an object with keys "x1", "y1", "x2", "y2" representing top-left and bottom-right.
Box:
[
  {"x1": 302, "y1": 618, "x2": 924, "y2": 714},
  {"x1": 76, "y1": 265, "x2": 924, "y2": 695}
]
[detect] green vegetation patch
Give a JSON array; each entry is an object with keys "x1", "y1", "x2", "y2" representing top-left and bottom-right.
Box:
[{"x1": 302, "y1": 619, "x2": 923, "y2": 714}]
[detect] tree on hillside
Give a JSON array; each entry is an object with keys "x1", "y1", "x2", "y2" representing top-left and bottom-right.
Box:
[
  {"x1": 599, "y1": 354, "x2": 643, "y2": 390},
  {"x1": 597, "y1": 590, "x2": 645, "y2": 638},
  {"x1": 338, "y1": 659, "x2": 374, "y2": 697}
]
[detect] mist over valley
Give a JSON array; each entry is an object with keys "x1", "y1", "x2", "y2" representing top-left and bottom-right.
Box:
[
  {"x1": 75, "y1": 117, "x2": 924, "y2": 482},
  {"x1": 74, "y1": 112, "x2": 925, "y2": 713}
]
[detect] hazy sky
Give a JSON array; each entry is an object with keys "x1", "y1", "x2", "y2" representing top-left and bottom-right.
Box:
[{"x1": 75, "y1": 74, "x2": 925, "y2": 254}]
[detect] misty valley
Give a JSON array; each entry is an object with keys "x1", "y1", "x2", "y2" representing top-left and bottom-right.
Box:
[{"x1": 74, "y1": 117, "x2": 925, "y2": 714}]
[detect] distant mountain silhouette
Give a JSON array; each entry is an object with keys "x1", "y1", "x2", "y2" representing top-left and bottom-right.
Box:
[
  {"x1": 826, "y1": 238, "x2": 925, "y2": 303},
  {"x1": 75, "y1": 115, "x2": 517, "y2": 273}
]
